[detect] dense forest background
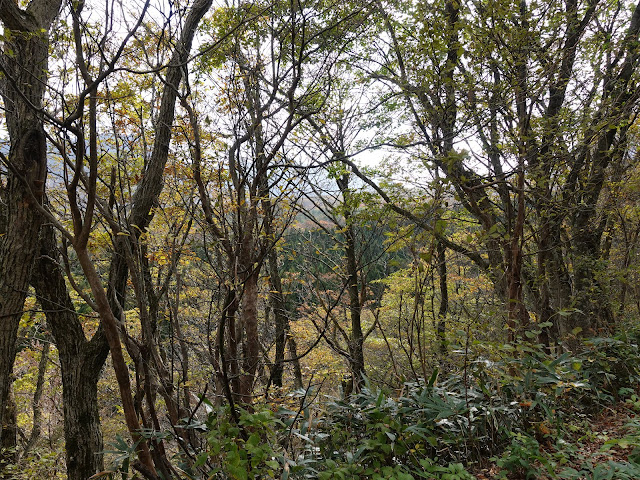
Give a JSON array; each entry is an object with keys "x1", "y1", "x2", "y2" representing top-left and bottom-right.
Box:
[{"x1": 1, "y1": 0, "x2": 640, "y2": 478}]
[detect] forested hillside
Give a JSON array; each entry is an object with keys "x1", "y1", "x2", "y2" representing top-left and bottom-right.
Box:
[{"x1": 1, "y1": 0, "x2": 640, "y2": 478}]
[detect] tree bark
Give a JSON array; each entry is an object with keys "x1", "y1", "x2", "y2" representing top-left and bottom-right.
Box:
[
  {"x1": 0, "y1": 0, "x2": 62, "y2": 444},
  {"x1": 337, "y1": 174, "x2": 366, "y2": 391},
  {"x1": 0, "y1": 388, "x2": 17, "y2": 475},
  {"x1": 267, "y1": 247, "x2": 292, "y2": 389},
  {"x1": 436, "y1": 240, "x2": 448, "y2": 356},
  {"x1": 32, "y1": 221, "x2": 109, "y2": 480},
  {"x1": 239, "y1": 270, "x2": 260, "y2": 403},
  {"x1": 288, "y1": 334, "x2": 304, "y2": 390}
]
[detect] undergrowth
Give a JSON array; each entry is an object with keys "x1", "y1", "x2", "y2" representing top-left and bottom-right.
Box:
[{"x1": 101, "y1": 331, "x2": 640, "y2": 479}]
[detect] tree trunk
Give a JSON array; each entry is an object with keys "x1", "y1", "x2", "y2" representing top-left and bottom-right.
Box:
[
  {"x1": 74, "y1": 244, "x2": 157, "y2": 475},
  {"x1": 337, "y1": 174, "x2": 366, "y2": 392},
  {"x1": 268, "y1": 248, "x2": 288, "y2": 389},
  {"x1": 32, "y1": 222, "x2": 108, "y2": 480},
  {"x1": 239, "y1": 270, "x2": 260, "y2": 402},
  {"x1": 572, "y1": 212, "x2": 613, "y2": 335},
  {"x1": 288, "y1": 334, "x2": 304, "y2": 390},
  {"x1": 0, "y1": 0, "x2": 62, "y2": 443},
  {"x1": 265, "y1": 244, "x2": 304, "y2": 390},
  {"x1": 0, "y1": 388, "x2": 17, "y2": 475},
  {"x1": 507, "y1": 167, "x2": 530, "y2": 341},
  {"x1": 436, "y1": 240, "x2": 448, "y2": 356}
]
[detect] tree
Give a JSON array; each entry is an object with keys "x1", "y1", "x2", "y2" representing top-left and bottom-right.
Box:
[
  {"x1": 0, "y1": 0, "x2": 63, "y2": 461},
  {"x1": 0, "y1": 0, "x2": 213, "y2": 476},
  {"x1": 32, "y1": 222, "x2": 108, "y2": 479},
  {"x1": 191, "y1": 0, "x2": 355, "y2": 403},
  {"x1": 303, "y1": 105, "x2": 375, "y2": 390},
  {"x1": 342, "y1": 0, "x2": 640, "y2": 347},
  {"x1": 53, "y1": 0, "x2": 213, "y2": 474}
]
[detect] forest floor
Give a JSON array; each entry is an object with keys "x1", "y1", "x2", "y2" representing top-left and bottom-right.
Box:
[{"x1": 473, "y1": 401, "x2": 639, "y2": 479}]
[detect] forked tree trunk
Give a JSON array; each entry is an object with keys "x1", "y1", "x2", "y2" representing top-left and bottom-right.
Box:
[{"x1": 32, "y1": 222, "x2": 108, "y2": 480}]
